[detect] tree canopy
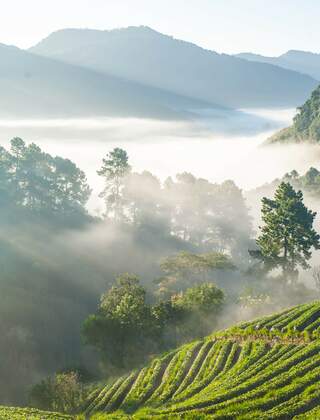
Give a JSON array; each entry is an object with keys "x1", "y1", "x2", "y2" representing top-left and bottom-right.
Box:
[
  {"x1": 157, "y1": 251, "x2": 235, "y2": 297},
  {"x1": 0, "y1": 138, "x2": 91, "y2": 218},
  {"x1": 82, "y1": 273, "x2": 225, "y2": 370}
]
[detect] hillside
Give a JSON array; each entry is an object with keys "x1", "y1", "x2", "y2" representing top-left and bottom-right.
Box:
[
  {"x1": 237, "y1": 50, "x2": 320, "y2": 81},
  {"x1": 0, "y1": 43, "x2": 212, "y2": 119},
  {"x1": 78, "y1": 300, "x2": 320, "y2": 419},
  {"x1": 269, "y1": 84, "x2": 320, "y2": 144},
  {"x1": 30, "y1": 26, "x2": 318, "y2": 109}
]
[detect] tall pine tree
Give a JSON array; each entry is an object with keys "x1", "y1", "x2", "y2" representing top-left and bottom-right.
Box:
[{"x1": 252, "y1": 182, "x2": 320, "y2": 282}]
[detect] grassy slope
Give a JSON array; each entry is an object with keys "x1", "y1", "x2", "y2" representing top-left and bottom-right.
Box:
[{"x1": 83, "y1": 300, "x2": 320, "y2": 419}]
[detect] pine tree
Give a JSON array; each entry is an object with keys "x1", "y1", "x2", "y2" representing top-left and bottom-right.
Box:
[
  {"x1": 253, "y1": 182, "x2": 320, "y2": 281},
  {"x1": 97, "y1": 148, "x2": 131, "y2": 220}
]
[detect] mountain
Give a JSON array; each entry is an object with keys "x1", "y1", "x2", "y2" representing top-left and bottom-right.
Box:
[
  {"x1": 269, "y1": 84, "x2": 320, "y2": 143},
  {"x1": 0, "y1": 43, "x2": 213, "y2": 119},
  {"x1": 237, "y1": 50, "x2": 320, "y2": 81},
  {"x1": 30, "y1": 26, "x2": 318, "y2": 109},
  {"x1": 81, "y1": 300, "x2": 320, "y2": 418}
]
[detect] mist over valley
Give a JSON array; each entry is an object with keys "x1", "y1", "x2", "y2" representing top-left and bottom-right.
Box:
[{"x1": 2, "y1": 7, "x2": 320, "y2": 418}]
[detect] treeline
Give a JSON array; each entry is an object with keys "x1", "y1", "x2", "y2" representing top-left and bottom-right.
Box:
[
  {"x1": 96, "y1": 148, "x2": 253, "y2": 261},
  {"x1": 0, "y1": 140, "x2": 253, "y2": 258},
  {"x1": 0, "y1": 138, "x2": 90, "y2": 223}
]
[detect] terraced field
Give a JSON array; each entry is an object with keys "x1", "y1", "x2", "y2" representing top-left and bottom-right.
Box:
[{"x1": 83, "y1": 300, "x2": 320, "y2": 419}]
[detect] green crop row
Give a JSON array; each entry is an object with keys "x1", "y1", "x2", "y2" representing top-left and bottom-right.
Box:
[{"x1": 159, "y1": 341, "x2": 320, "y2": 414}]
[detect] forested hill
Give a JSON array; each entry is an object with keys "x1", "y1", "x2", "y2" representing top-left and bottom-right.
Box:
[
  {"x1": 30, "y1": 26, "x2": 317, "y2": 109},
  {"x1": 269, "y1": 84, "x2": 320, "y2": 144},
  {"x1": 82, "y1": 301, "x2": 320, "y2": 419}
]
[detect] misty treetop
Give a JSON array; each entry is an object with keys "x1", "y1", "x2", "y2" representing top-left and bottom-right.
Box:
[
  {"x1": 0, "y1": 139, "x2": 253, "y2": 261},
  {"x1": 283, "y1": 167, "x2": 320, "y2": 196},
  {"x1": 98, "y1": 149, "x2": 253, "y2": 260},
  {"x1": 97, "y1": 147, "x2": 131, "y2": 221},
  {"x1": 156, "y1": 251, "x2": 235, "y2": 297},
  {"x1": 0, "y1": 138, "x2": 91, "y2": 217}
]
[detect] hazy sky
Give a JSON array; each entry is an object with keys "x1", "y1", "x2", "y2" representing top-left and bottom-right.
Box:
[{"x1": 1, "y1": 0, "x2": 320, "y2": 55}]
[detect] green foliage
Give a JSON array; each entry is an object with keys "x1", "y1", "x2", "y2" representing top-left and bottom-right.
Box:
[
  {"x1": 270, "y1": 85, "x2": 320, "y2": 143},
  {"x1": 82, "y1": 274, "x2": 225, "y2": 371},
  {"x1": 172, "y1": 283, "x2": 224, "y2": 314},
  {"x1": 0, "y1": 138, "x2": 91, "y2": 217},
  {"x1": 283, "y1": 167, "x2": 320, "y2": 197},
  {"x1": 29, "y1": 371, "x2": 85, "y2": 414},
  {"x1": 0, "y1": 406, "x2": 73, "y2": 419},
  {"x1": 161, "y1": 252, "x2": 235, "y2": 277},
  {"x1": 294, "y1": 85, "x2": 320, "y2": 141},
  {"x1": 82, "y1": 274, "x2": 156, "y2": 370},
  {"x1": 252, "y1": 182, "x2": 320, "y2": 279},
  {"x1": 170, "y1": 283, "x2": 225, "y2": 341},
  {"x1": 157, "y1": 251, "x2": 235, "y2": 296}
]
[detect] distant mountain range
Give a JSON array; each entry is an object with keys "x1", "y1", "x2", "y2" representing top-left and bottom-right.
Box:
[
  {"x1": 237, "y1": 50, "x2": 320, "y2": 81},
  {"x1": 29, "y1": 26, "x2": 317, "y2": 111},
  {"x1": 0, "y1": 26, "x2": 319, "y2": 119},
  {"x1": 0, "y1": 42, "x2": 215, "y2": 119}
]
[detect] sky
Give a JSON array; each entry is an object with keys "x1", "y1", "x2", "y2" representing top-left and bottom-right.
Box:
[{"x1": 1, "y1": 0, "x2": 320, "y2": 55}]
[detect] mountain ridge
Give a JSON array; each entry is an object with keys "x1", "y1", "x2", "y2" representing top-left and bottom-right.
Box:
[
  {"x1": 29, "y1": 26, "x2": 318, "y2": 109},
  {"x1": 0, "y1": 42, "x2": 218, "y2": 119},
  {"x1": 237, "y1": 50, "x2": 320, "y2": 80}
]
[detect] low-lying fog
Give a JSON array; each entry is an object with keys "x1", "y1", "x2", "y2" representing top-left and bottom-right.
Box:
[{"x1": 1, "y1": 108, "x2": 320, "y2": 215}]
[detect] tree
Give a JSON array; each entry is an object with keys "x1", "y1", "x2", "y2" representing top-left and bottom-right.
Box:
[
  {"x1": 163, "y1": 174, "x2": 253, "y2": 260},
  {"x1": 82, "y1": 273, "x2": 226, "y2": 371},
  {"x1": 252, "y1": 182, "x2": 320, "y2": 282},
  {"x1": 122, "y1": 171, "x2": 169, "y2": 229},
  {"x1": 82, "y1": 274, "x2": 156, "y2": 370},
  {"x1": 29, "y1": 371, "x2": 84, "y2": 414},
  {"x1": 173, "y1": 282, "x2": 224, "y2": 314},
  {"x1": 0, "y1": 138, "x2": 91, "y2": 217},
  {"x1": 157, "y1": 251, "x2": 235, "y2": 297},
  {"x1": 97, "y1": 148, "x2": 131, "y2": 220},
  {"x1": 171, "y1": 283, "x2": 225, "y2": 340}
]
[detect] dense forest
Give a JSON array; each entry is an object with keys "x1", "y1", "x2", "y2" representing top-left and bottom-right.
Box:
[
  {"x1": 269, "y1": 84, "x2": 320, "y2": 143},
  {"x1": 1, "y1": 137, "x2": 320, "y2": 414}
]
